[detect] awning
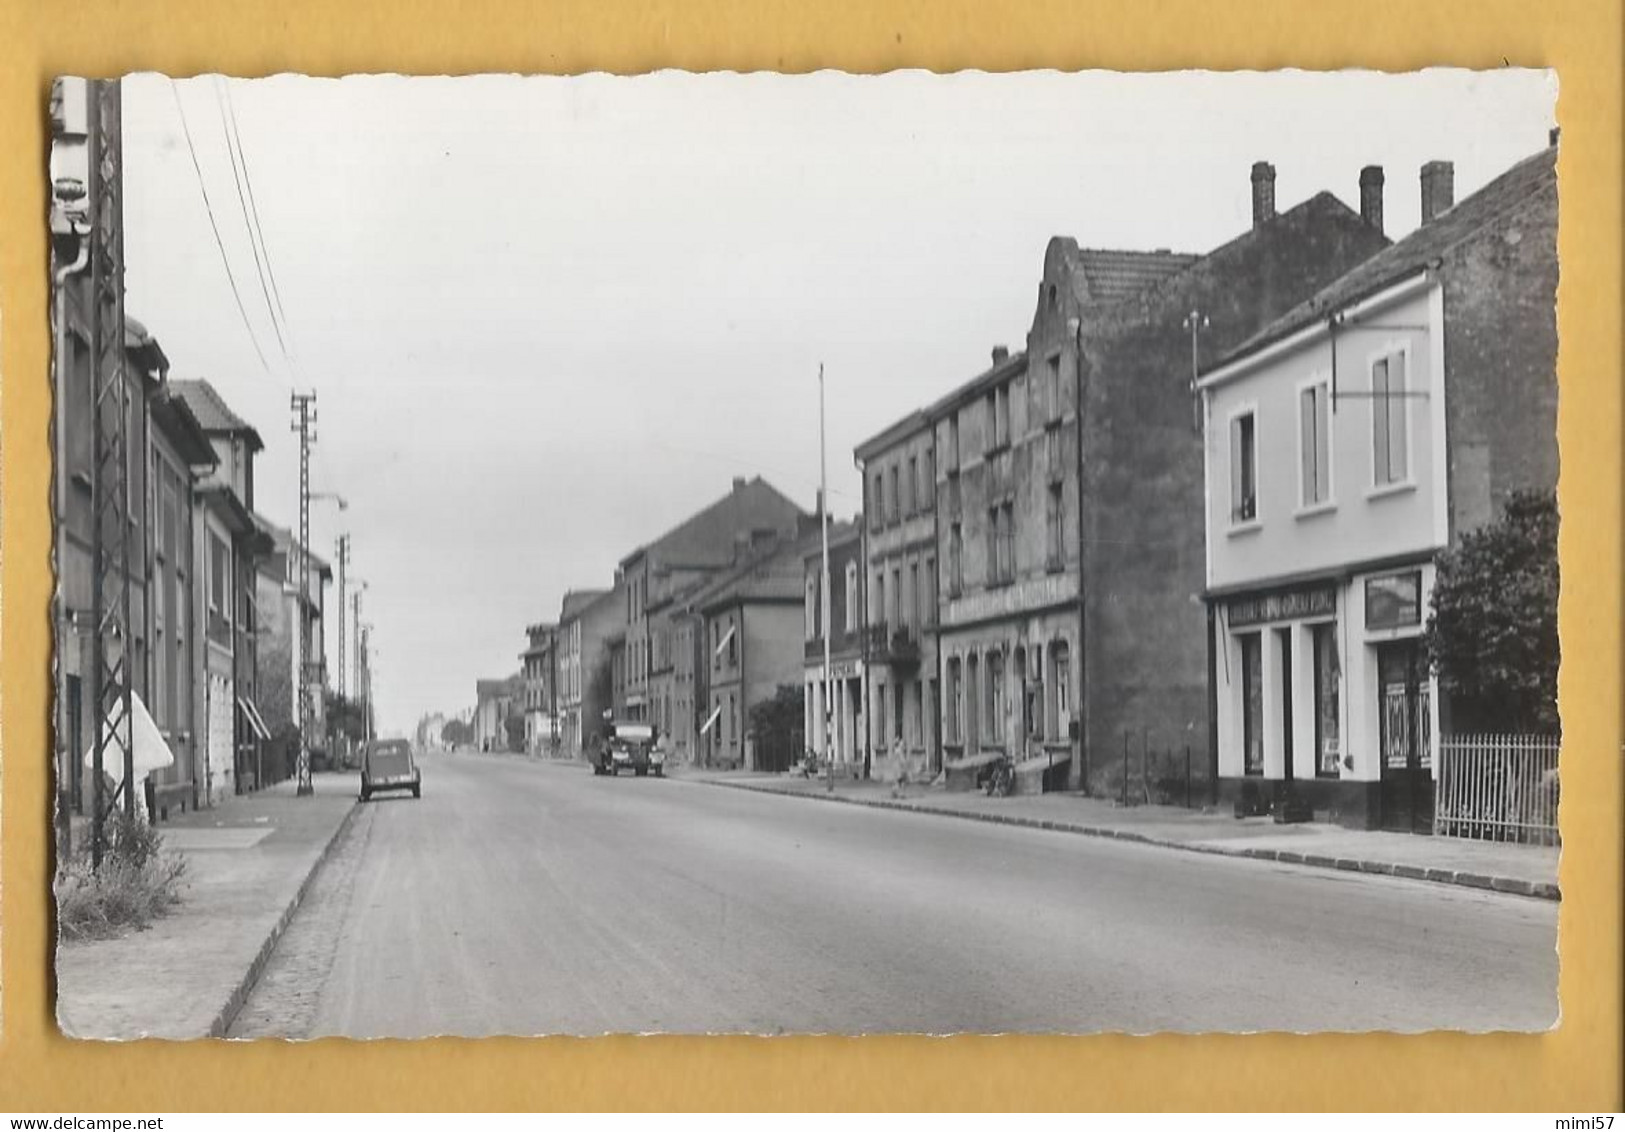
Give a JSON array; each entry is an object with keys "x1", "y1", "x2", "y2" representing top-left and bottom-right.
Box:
[
  {"x1": 238, "y1": 697, "x2": 271, "y2": 741},
  {"x1": 699, "y1": 705, "x2": 722, "y2": 736},
  {"x1": 713, "y1": 624, "x2": 736, "y2": 659}
]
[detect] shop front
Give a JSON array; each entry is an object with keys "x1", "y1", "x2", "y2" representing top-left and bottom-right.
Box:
[{"x1": 1213, "y1": 561, "x2": 1438, "y2": 831}]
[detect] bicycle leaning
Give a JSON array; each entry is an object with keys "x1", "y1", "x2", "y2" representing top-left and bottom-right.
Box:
[{"x1": 983, "y1": 752, "x2": 1015, "y2": 798}]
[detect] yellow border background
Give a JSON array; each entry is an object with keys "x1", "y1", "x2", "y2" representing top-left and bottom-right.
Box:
[{"x1": 0, "y1": 0, "x2": 1620, "y2": 1112}]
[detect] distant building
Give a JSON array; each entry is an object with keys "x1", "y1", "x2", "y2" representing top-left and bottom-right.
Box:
[
  {"x1": 695, "y1": 538, "x2": 809, "y2": 770},
  {"x1": 520, "y1": 622, "x2": 559, "y2": 754},
  {"x1": 1200, "y1": 147, "x2": 1558, "y2": 830},
  {"x1": 253, "y1": 521, "x2": 333, "y2": 784},
  {"x1": 557, "y1": 586, "x2": 617, "y2": 757},
  {"x1": 172, "y1": 378, "x2": 273, "y2": 803},
  {"x1": 855, "y1": 411, "x2": 941, "y2": 778},
  {"x1": 801, "y1": 519, "x2": 865, "y2": 773},
  {"x1": 473, "y1": 674, "x2": 523, "y2": 752},
  {"x1": 619, "y1": 476, "x2": 807, "y2": 733}
]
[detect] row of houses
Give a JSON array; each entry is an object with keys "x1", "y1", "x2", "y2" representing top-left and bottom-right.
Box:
[
  {"x1": 836, "y1": 143, "x2": 1557, "y2": 833},
  {"x1": 52, "y1": 333, "x2": 336, "y2": 827},
  {"x1": 493, "y1": 141, "x2": 1557, "y2": 835}
]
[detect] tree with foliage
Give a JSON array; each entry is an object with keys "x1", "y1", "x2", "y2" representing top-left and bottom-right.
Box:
[
  {"x1": 505, "y1": 711, "x2": 526, "y2": 753},
  {"x1": 441, "y1": 717, "x2": 472, "y2": 747},
  {"x1": 747, "y1": 683, "x2": 805, "y2": 767},
  {"x1": 1423, "y1": 490, "x2": 1560, "y2": 734}
]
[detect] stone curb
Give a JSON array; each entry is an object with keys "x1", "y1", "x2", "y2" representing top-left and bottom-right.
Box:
[
  {"x1": 205, "y1": 797, "x2": 362, "y2": 1038},
  {"x1": 692, "y1": 777, "x2": 1560, "y2": 902}
]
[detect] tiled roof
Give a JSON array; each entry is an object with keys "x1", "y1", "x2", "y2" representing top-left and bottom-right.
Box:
[
  {"x1": 696, "y1": 541, "x2": 806, "y2": 612},
  {"x1": 560, "y1": 589, "x2": 609, "y2": 620},
  {"x1": 1073, "y1": 247, "x2": 1201, "y2": 304},
  {"x1": 170, "y1": 379, "x2": 265, "y2": 452},
  {"x1": 620, "y1": 476, "x2": 806, "y2": 570},
  {"x1": 1222, "y1": 146, "x2": 1557, "y2": 364}
]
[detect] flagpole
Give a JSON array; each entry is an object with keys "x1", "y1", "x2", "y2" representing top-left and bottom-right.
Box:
[{"x1": 820, "y1": 363, "x2": 834, "y2": 794}]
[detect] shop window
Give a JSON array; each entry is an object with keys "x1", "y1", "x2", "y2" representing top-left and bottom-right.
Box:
[
  {"x1": 1240, "y1": 633, "x2": 1263, "y2": 775},
  {"x1": 1311, "y1": 622, "x2": 1342, "y2": 777},
  {"x1": 1371, "y1": 350, "x2": 1410, "y2": 486}
]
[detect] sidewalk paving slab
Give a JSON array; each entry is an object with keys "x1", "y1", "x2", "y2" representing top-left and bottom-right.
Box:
[
  {"x1": 55, "y1": 772, "x2": 359, "y2": 1040},
  {"x1": 678, "y1": 768, "x2": 1560, "y2": 901}
]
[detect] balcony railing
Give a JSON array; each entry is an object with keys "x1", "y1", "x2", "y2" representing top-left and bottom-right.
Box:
[{"x1": 865, "y1": 621, "x2": 921, "y2": 664}]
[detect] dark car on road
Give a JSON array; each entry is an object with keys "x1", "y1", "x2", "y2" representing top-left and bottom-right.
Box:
[
  {"x1": 361, "y1": 738, "x2": 422, "y2": 801},
  {"x1": 593, "y1": 721, "x2": 665, "y2": 777}
]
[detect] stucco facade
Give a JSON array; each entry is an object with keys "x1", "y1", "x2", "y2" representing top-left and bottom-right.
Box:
[{"x1": 1200, "y1": 147, "x2": 1559, "y2": 830}]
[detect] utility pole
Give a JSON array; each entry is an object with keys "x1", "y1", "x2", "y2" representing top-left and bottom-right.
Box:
[
  {"x1": 290, "y1": 390, "x2": 317, "y2": 796},
  {"x1": 87, "y1": 78, "x2": 136, "y2": 867},
  {"x1": 335, "y1": 534, "x2": 349, "y2": 701},
  {"x1": 819, "y1": 363, "x2": 833, "y2": 794},
  {"x1": 352, "y1": 585, "x2": 366, "y2": 704}
]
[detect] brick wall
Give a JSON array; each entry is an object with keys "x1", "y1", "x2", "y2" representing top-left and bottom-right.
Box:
[
  {"x1": 1438, "y1": 179, "x2": 1559, "y2": 540},
  {"x1": 1077, "y1": 197, "x2": 1390, "y2": 792}
]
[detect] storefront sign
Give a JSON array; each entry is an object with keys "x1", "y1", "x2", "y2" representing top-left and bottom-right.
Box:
[
  {"x1": 809, "y1": 658, "x2": 863, "y2": 682},
  {"x1": 1365, "y1": 570, "x2": 1423, "y2": 631},
  {"x1": 1226, "y1": 584, "x2": 1336, "y2": 628}
]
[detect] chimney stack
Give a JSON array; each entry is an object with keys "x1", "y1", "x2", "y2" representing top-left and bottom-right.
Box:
[
  {"x1": 1549, "y1": 126, "x2": 1561, "y2": 148},
  {"x1": 732, "y1": 475, "x2": 747, "y2": 492},
  {"x1": 1359, "y1": 165, "x2": 1385, "y2": 234},
  {"x1": 1251, "y1": 161, "x2": 1276, "y2": 229},
  {"x1": 1420, "y1": 160, "x2": 1455, "y2": 224},
  {"x1": 991, "y1": 344, "x2": 1009, "y2": 365}
]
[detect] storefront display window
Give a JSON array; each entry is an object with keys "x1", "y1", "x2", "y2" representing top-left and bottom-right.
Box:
[
  {"x1": 1240, "y1": 632, "x2": 1263, "y2": 775},
  {"x1": 1311, "y1": 622, "x2": 1341, "y2": 777}
]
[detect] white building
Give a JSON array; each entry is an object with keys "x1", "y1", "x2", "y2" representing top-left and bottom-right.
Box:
[{"x1": 1198, "y1": 147, "x2": 1558, "y2": 831}]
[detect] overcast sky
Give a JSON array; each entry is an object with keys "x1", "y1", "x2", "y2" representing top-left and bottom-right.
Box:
[{"x1": 117, "y1": 69, "x2": 1555, "y2": 735}]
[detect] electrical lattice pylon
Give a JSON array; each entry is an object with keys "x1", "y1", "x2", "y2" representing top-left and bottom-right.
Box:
[
  {"x1": 291, "y1": 391, "x2": 318, "y2": 796},
  {"x1": 88, "y1": 78, "x2": 136, "y2": 870}
]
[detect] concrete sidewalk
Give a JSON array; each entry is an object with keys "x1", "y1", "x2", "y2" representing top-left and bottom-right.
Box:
[
  {"x1": 679, "y1": 768, "x2": 1561, "y2": 900},
  {"x1": 56, "y1": 772, "x2": 358, "y2": 1039}
]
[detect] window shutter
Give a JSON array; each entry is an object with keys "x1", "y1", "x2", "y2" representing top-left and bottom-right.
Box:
[
  {"x1": 1388, "y1": 351, "x2": 1408, "y2": 481},
  {"x1": 1229, "y1": 415, "x2": 1245, "y2": 518},
  {"x1": 1372, "y1": 357, "x2": 1391, "y2": 483}
]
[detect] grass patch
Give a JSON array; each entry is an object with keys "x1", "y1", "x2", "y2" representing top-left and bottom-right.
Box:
[{"x1": 55, "y1": 814, "x2": 189, "y2": 942}]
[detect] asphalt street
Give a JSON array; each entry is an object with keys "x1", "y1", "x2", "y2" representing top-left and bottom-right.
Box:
[{"x1": 229, "y1": 749, "x2": 1558, "y2": 1037}]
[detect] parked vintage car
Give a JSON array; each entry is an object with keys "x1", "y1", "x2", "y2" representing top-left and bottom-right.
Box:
[
  {"x1": 361, "y1": 738, "x2": 422, "y2": 801},
  {"x1": 593, "y1": 721, "x2": 665, "y2": 777}
]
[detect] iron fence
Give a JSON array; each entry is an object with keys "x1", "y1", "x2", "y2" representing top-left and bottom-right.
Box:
[{"x1": 1435, "y1": 733, "x2": 1560, "y2": 845}]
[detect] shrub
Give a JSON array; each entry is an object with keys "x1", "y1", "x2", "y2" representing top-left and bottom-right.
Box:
[{"x1": 55, "y1": 813, "x2": 188, "y2": 942}]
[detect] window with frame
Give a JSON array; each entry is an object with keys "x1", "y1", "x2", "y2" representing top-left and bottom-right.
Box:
[
  {"x1": 921, "y1": 555, "x2": 935, "y2": 627},
  {"x1": 727, "y1": 619, "x2": 737, "y2": 667},
  {"x1": 1046, "y1": 355, "x2": 1062, "y2": 422},
  {"x1": 889, "y1": 565, "x2": 901, "y2": 627},
  {"x1": 844, "y1": 562, "x2": 859, "y2": 633},
  {"x1": 995, "y1": 384, "x2": 1010, "y2": 449},
  {"x1": 922, "y1": 447, "x2": 934, "y2": 506},
  {"x1": 986, "y1": 651, "x2": 1004, "y2": 744},
  {"x1": 905, "y1": 561, "x2": 918, "y2": 629},
  {"x1": 889, "y1": 465, "x2": 900, "y2": 524},
  {"x1": 872, "y1": 569, "x2": 885, "y2": 626},
  {"x1": 870, "y1": 474, "x2": 883, "y2": 531},
  {"x1": 1230, "y1": 411, "x2": 1257, "y2": 523},
  {"x1": 948, "y1": 523, "x2": 963, "y2": 596},
  {"x1": 1300, "y1": 380, "x2": 1332, "y2": 507},
  {"x1": 1371, "y1": 350, "x2": 1409, "y2": 486},
  {"x1": 1045, "y1": 484, "x2": 1064, "y2": 570},
  {"x1": 906, "y1": 456, "x2": 918, "y2": 515},
  {"x1": 945, "y1": 658, "x2": 962, "y2": 744},
  {"x1": 947, "y1": 415, "x2": 960, "y2": 470}
]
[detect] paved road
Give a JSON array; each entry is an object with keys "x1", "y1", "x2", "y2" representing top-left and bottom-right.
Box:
[{"x1": 230, "y1": 750, "x2": 1558, "y2": 1037}]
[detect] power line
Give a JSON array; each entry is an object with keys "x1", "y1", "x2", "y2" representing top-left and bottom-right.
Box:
[
  {"x1": 212, "y1": 77, "x2": 290, "y2": 367},
  {"x1": 222, "y1": 82, "x2": 298, "y2": 364},
  {"x1": 170, "y1": 80, "x2": 274, "y2": 381}
]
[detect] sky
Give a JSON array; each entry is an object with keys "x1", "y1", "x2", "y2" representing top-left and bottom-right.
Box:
[{"x1": 115, "y1": 68, "x2": 1556, "y2": 735}]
